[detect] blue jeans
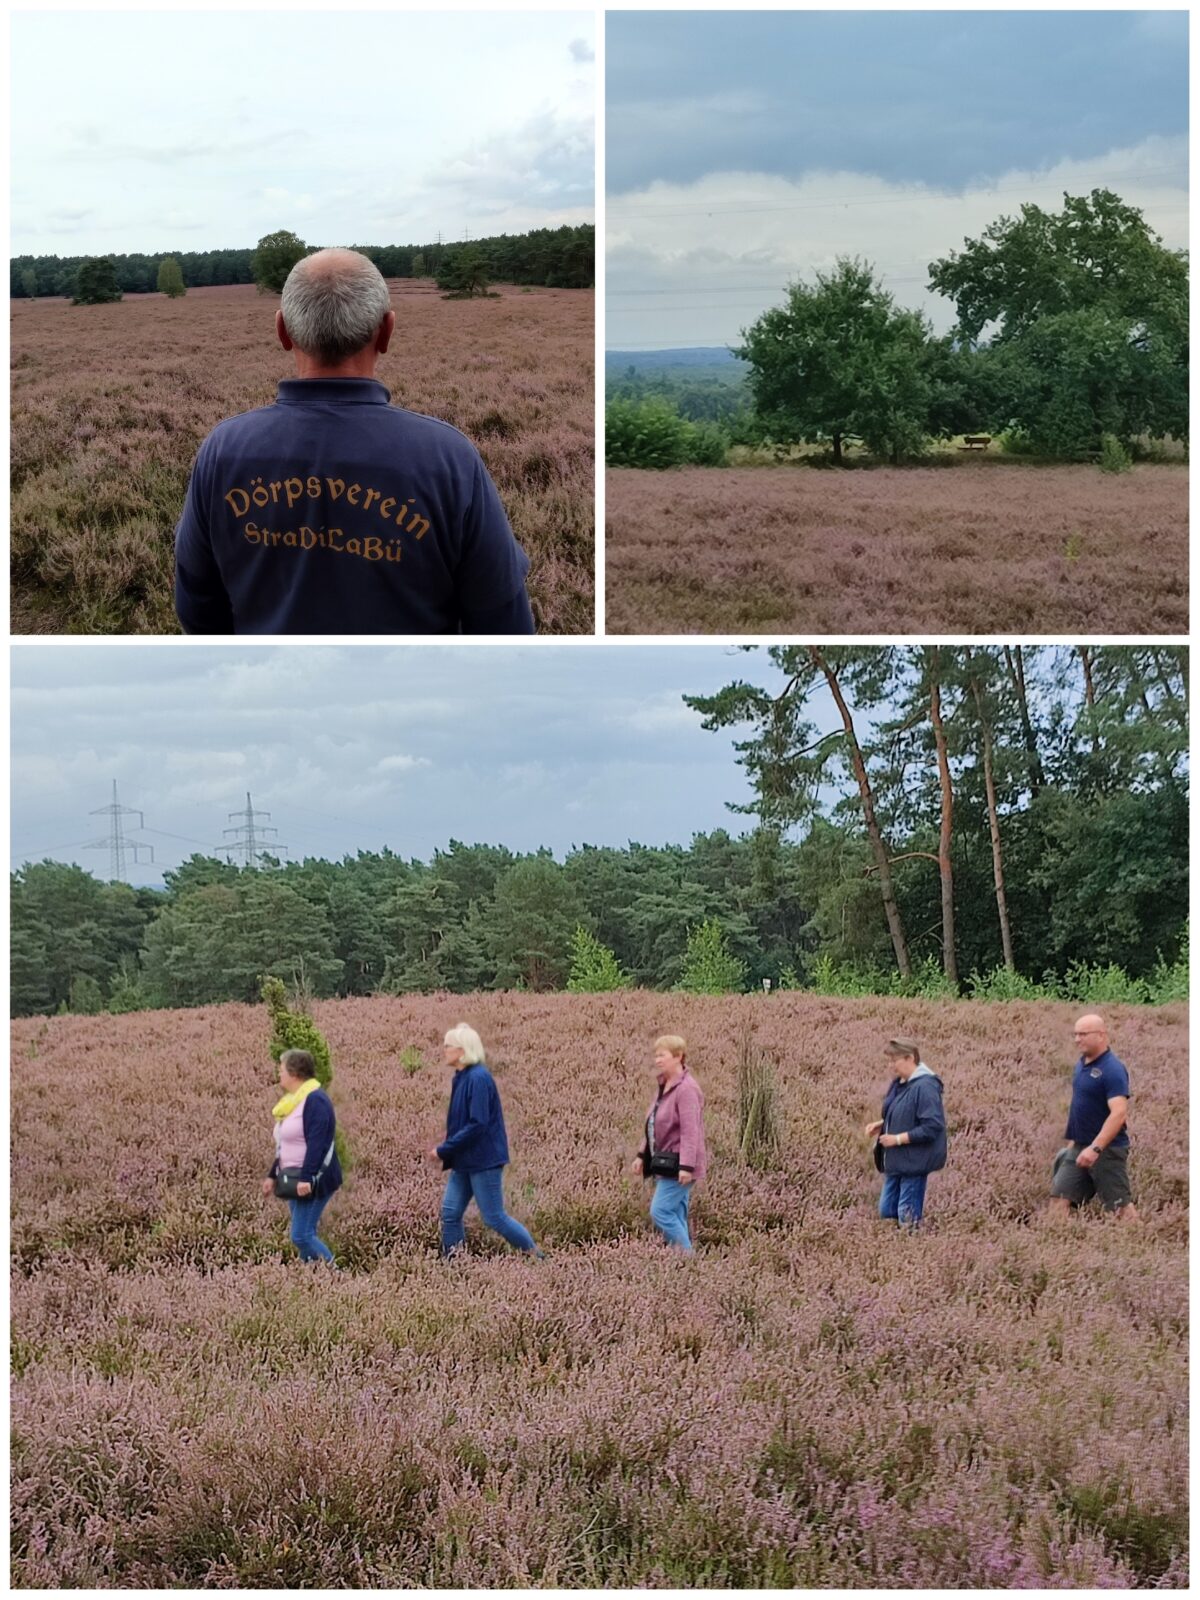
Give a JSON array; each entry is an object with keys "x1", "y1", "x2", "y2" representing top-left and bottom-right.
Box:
[
  {"x1": 441, "y1": 1166, "x2": 540, "y2": 1256},
  {"x1": 288, "y1": 1192, "x2": 335, "y2": 1263},
  {"x1": 880, "y1": 1173, "x2": 929, "y2": 1228},
  {"x1": 649, "y1": 1178, "x2": 693, "y2": 1252}
]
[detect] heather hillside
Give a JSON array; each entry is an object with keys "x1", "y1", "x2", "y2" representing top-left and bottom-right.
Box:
[
  {"x1": 11, "y1": 991, "x2": 1187, "y2": 1587},
  {"x1": 11, "y1": 281, "x2": 594, "y2": 634},
  {"x1": 605, "y1": 461, "x2": 1188, "y2": 635}
]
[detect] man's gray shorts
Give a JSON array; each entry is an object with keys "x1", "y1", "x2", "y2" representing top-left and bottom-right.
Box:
[{"x1": 1051, "y1": 1143, "x2": 1135, "y2": 1212}]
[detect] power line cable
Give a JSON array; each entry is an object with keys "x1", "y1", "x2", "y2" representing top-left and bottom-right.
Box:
[{"x1": 606, "y1": 164, "x2": 1188, "y2": 218}]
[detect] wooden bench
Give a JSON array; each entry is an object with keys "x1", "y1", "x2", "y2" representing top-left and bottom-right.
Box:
[{"x1": 959, "y1": 435, "x2": 992, "y2": 451}]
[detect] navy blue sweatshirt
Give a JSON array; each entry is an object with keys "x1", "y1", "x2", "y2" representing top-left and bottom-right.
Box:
[
  {"x1": 436, "y1": 1061, "x2": 510, "y2": 1172},
  {"x1": 880, "y1": 1064, "x2": 948, "y2": 1176},
  {"x1": 175, "y1": 378, "x2": 534, "y2": 635},
  {"x1": 269, "y1": 1088, "x2": 344, "y2": 1196}
]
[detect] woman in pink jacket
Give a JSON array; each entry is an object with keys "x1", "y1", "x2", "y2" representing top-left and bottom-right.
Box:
[{"x1": 629, "y1": 1034, "x2": 707, "y2": 1252}]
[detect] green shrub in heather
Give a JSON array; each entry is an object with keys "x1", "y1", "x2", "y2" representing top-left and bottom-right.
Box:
[
  {"x1": 566, "y1": 926, "x2": 632, "y2": 992},
  {"x1": 605, "y1": 396, "x2": 694, "y2": 468},
  {"x1": 262, "y1": 975, "x2": 331, "y2": 1084},
  {"x1": 1099, "y1": 432, "x2": 1133, "y2": 473},
  {"x1": 678, "y1": 918, "x2": 746, "y2": 994},
  {"x1": 66, "y1": 974, "x2": 104, "y2": 1015},
  {"x1": 262, "y1": 975, "x2": 346, "y2": 1167}
]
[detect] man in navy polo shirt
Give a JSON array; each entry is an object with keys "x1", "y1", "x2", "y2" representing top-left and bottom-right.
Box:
[
  {"x1": 174, "y1": 248, "x2": 534, "y2": 635},
  {"x1": 1050, "y1": 1013, "x2": 1139, "y2": 1221}
]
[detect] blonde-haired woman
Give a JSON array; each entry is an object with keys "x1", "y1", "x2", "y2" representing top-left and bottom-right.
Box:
[
  {"x1": 629, "y1": 1034, "x2": 707, "y2": 1252},
  {"x1": 426, "y1": 1024, "x2": 542, "y2": 1258}
]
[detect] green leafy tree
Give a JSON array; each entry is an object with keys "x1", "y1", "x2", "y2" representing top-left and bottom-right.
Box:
[
  {"x1": 678, "y1": 918, "x2": 747, "y2": 994},
  {"x1": 156, "y1": 257, "x2": 186, "y2": 298},
  {"x1": 251, "y1": 230, "x2": 308, "y2": 294},
  {"x1": 72, "y1": 258, "x2": 122, "y2": 305},
  {"x1": 736, "y1": 258, "x2": 945, "y2": 463},
  {"x1": 566, "y1": 925, "x2": 632, "y2": 992},
  {"x1": 20, "y1": 268, "x2": 37, "y2": 299},
  {"x1": 931, "y1": 189, "x2": 1188, "y2": 452},
  {"x1": 411, "y1": 251, "x2": 426, "y2": 277}
]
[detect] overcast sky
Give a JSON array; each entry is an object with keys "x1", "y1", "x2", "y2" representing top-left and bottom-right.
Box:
[
  {"x1": 10, "y1": 645, "x2": 850, "y2": 887},
  {"x1": 12, "y1": 11, "x2": 594, "y2": 257},
  {"x1": 607, "y1": 11, "x2": 1188, "y2": 349}
]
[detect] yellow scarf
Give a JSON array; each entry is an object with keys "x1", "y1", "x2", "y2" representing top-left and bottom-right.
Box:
[{"x1": 272, "y1": 1077, "x2": 321, "y2": 1120}]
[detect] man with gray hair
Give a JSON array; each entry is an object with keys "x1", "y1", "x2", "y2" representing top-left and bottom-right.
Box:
[{"x1": 174, "y1": 248, "x2": 533, "y2": 634}]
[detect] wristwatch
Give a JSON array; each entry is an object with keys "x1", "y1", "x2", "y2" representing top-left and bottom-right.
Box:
[{"x1": 1090, "y1": 1144, "x2": 1103, "y2": 1155}]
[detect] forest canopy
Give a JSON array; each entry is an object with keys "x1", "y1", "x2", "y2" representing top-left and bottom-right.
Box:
[{"x1": 11, "y1": 647, "x2": 1187, "y2": 1017}]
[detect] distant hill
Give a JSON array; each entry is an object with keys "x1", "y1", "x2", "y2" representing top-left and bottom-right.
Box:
[{"x1": 606, "y1": 347, "x2": 747, "y2": 376}]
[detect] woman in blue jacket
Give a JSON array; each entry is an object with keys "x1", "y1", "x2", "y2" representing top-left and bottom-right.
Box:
[
  {"x1": 865, "y1": 1036, "x2": 947, "y2": 1229},
  {"x1": 262, "y1": 1048, "x2": 343, "y2": 1264},
  {"x1": 427, "y1": 1024, "x2": 542, "y2": 1258}
]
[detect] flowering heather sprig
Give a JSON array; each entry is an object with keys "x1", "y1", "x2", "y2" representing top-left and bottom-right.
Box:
[
  {"x1": 11, "y1": 281, "x2": 594, "y2": 635},
  {"x1": 605, "y1": 463, "x2": 1188, "y2": 636},
  {"x1": 10, "y1": 992, "x2": 1187, "y2": 1585}
]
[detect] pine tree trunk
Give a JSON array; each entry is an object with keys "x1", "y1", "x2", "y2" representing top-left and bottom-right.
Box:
[
  {"x1": 970, "y1": 677, "x2": 1015, "y2": 970},
  {"x1": 928, "y1": 650, "x2": 958, "y2": 983},
  {"x1": 832, "y1": 431, "x2": 843, "y2": 466},
  {"x1": 808, "y1": 647, "x2": 912, "y2": 976},
  {"x1": 1079, "y1": 646, "x2": 1099, "y2": 754},
  {"x1": 1003, "y1": 644, "x2": 1044, "y2": 794}
]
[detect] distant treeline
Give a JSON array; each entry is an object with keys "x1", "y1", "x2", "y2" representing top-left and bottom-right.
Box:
[
  {"x1": 10, "y1": 646, "x2": 1188, "y2": 1018},
  {"x1": 607, "y1": 191, "x2": 1187, "y2": 466},
  {"x1": 10, "y1": 224, "x2": 594, "y2": 299}
]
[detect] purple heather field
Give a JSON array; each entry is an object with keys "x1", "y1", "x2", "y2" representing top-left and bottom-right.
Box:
[{"x1": 11, "y1": 992, "x2": 1187, "y2": 1586}]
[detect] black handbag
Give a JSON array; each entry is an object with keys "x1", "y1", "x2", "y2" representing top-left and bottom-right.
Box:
[
  {"x1": 647, "y1": 1150, "x2": 681, "y2": 1179},
  {"x1": 872, "y1": 1139, "x2": 885, "y2": 1173},
  {"x1": 274, "y1": 1138, "x2": 335, "y2": 1201}
]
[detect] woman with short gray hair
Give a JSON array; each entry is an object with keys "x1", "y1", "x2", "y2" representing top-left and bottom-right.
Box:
[{"x1": 426, "y1": 1025, "x2": 543, "y2": 1258}]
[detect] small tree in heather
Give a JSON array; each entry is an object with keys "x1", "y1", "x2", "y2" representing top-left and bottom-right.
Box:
[
  {"x1": 262, "y1": 973, "x2": 331, "y2": 1083},
  {"x1": 251, "y1": 230, "x2": 308, "y2": 294},
  {"x1": 67, "y1": 973, "x2": 105, "y2": 1014},
  {"x1": 678, "y1": 918, "x2": 747, "y2": 994},
  {"x1": 437, "y1": 244, "x2": 489, "y2": 298},
  {"x1": 735, "y1": 1025, "x2": 782, "y2": 1170},
  {"x1": 262, "y1": 973, "x2": 346, "y2": 1165},
  {"x1": 566, "y1": 925, "x2": 632, "y2": 992},
  {"x1": 72, "y1": 258, "x2": 122, "y2": 305},
  {"x1": 157, "y1": 257, "x2": 186, "y2": 298}
]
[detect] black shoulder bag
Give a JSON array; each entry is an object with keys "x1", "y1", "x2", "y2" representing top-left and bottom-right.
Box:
[
  {"x1": 642, "y1": 1099, "x2": 681, "y2": 1179},
  {"x1": 274, "y1": 1138, "x2": 335, "y2": 1201}
]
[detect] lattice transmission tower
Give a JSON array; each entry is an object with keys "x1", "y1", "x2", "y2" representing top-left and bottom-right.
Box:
[
  {"x1": 86, "y1": 781, "x2": 154, "y2": 880},
  {"x1": 222, "y1": 792, "x2": 287, "y2": 868}
]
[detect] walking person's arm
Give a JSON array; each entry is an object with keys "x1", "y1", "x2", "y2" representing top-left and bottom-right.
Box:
[
  {"x1": 1076, "y1": 1096, "x2": 1128, "y2": 1166},
  {"x1": 296, "y1": 1093, "x2": 336, "y2": 1197},
  {"x1": 677, "y1": 1084, "x2": 703, "y2": 1186},
  {"x1": 436, "y1": 1074, "x2": 492, "y2": 1164}
]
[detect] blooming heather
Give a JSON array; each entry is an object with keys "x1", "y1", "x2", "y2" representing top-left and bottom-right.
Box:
[
  {"x1": 605, "y1": 462, "x2": 1188, "y2": 636},
  {"x1": 11, "y1": 993, "x2": 1187, "y2": 1586},
  {"x1": 11, "y1": 281, "x2": 593, "y2": 635}
]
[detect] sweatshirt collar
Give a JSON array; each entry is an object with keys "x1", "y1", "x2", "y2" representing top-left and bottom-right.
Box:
[{"x1": 275, "y1": 378, "x2": 392, "y2": 406}]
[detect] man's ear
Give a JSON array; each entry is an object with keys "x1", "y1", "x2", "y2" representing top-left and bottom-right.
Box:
[
  {"x1": 376, "y1": 309, "x2": 396, "y2": 355},
  {"x1": 275, "y1": 309, "x2": 294, "y2": 352}
]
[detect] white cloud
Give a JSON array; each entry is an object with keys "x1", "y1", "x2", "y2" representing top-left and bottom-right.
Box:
[
  {"x1": 376, "y1": 754, "x2": 433, "y2": 774},
  {"x1": 607, "y1": 136, "x2": 1189, "y2": 346}
]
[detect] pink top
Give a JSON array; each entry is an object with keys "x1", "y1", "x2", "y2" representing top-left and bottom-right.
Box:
[
  {"x1": 275, "y1": 1101, "x2": 308, "y2": 1171},
  {"x1": 641, "y1": 1069, "x2": 707, "y2": 1181}
]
